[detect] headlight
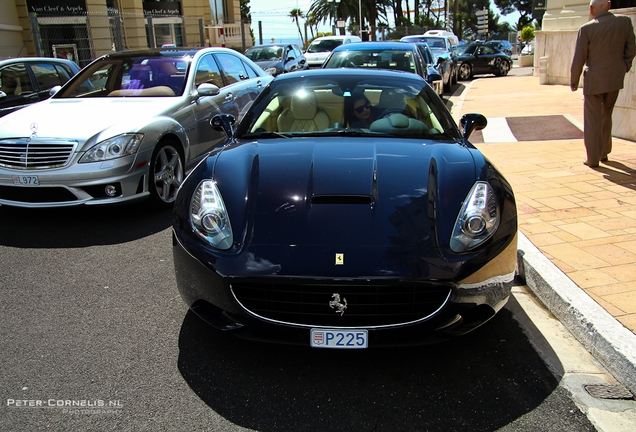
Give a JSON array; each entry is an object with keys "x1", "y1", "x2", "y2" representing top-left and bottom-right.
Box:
[
  {"x1": 190, "y1": 180, "x2": 233, "y2": 250},
  {"x1": 450, "y1": 181, "x2": 500, "y2": 253},
  {"x1": 79, "y1": 133, "x2": 144, "y2": 163},
  {"x1": 264, "y1": 67, "x2": 278, "y2": 75}
]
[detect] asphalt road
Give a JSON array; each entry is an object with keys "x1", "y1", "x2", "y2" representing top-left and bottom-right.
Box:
[{"x1": 0, "y1": 200, "x2": 600, "y2": 432}]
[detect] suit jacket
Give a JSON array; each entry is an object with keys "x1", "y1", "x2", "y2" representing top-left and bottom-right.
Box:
[{"x1": 571, "y1": 11, "x2": 636, "y2": 95}]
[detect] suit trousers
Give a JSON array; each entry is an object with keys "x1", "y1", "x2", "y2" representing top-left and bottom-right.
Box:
[{"x1": 584, "y1": 90, "x2": 620, "y2": 164}]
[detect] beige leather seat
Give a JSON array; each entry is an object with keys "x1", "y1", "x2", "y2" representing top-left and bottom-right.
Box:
[
  {"x1": 277, "y1": 90, "x2": 330, "y2": 132},
  {"x1": 373, "y1": 89, "x2": 416, "y2": 118}
]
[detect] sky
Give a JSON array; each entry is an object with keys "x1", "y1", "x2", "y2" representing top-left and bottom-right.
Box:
[{"x1": 247, "y1": 0, "x2": 521, "y2": 44}]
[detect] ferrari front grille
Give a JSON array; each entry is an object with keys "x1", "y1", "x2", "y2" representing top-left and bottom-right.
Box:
[
  {"x1": 0, "y1": 140, "x2": 77, "y2": 169},
  {"x1": 231, "y1": 282, "x2": 452, "y2": 328}
]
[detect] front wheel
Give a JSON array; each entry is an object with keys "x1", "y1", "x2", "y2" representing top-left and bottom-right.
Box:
[
  {"x1": 148, "y1": 141, "x2": 184, "y2": 208},
  {"x1": 497, "y1": 60, "x2": 511, "y2": 76},
  {"x1": 458, "y1": 62, "x2": 472, "y2": 80},
  {"x1": 443, "y1": 70, "x2": 452, "y2": 93}
]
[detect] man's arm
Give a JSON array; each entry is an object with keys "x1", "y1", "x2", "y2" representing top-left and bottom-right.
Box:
[
  {"x1": 571, "y1": 28, "x2": 588, "y2": 91},
  {"x1": 624, "y1": 18, "x2": 635, "y2": 72}
]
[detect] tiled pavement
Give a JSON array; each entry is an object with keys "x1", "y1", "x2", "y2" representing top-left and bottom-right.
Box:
[
  {"x1": 451, "y1": 75, "x2": 636, "y2": 335},
  {"x1": 451, "y1": 74, "x2": 636, "y2": 393}
]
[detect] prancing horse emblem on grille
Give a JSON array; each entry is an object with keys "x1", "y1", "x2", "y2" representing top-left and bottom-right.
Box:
[{"x1": 329, "y1": 293, "x2": 347, "y2": 315}]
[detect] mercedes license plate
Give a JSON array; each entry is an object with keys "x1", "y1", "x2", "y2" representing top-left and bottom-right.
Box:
[
  {"x1": 310, "y1": 329, "x2": 368, "y2": 349},
  {"x1": 13, "y1": 175, "x2": 39, "y2": 186}
]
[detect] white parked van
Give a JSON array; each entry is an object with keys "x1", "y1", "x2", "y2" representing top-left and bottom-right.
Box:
[
  {"x1": 305, "y1": 35, "x2": 362, "y2": 67},
  {"x1": 424, "y1": 30, "x2": 459, "y2": 47},
  {"x1": 400, "y1": 30, "x2": 460, "y2": 51}
]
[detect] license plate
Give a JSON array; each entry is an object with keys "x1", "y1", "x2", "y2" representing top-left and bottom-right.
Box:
[
  {"x1": 13, "y1": 175, "x2": 39, "y2": 186},
  {"x1": 311, "y1": 329, "x2": 368, "y2": 349}
]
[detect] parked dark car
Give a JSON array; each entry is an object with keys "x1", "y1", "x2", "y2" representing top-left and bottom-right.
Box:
[
  {"x1": 322, "y1": 41, "x2": 443, "y2": 95},
  {"x1": 454, "y1": 42, "x2": 512, "y2": 80},
  {"x1": 486, "y1": 40, "x2": 514, "y2": 56},
  {"x1": 244, "y1": 44, "x2": 308, "y2": 76},
  {"x1": 415, "y1": 42, "x2": 455, "y2": 93},
  {"x1": 0, "y1": 57, "x2": 80, "y2": 117},
  {"x1": 172, "y1": 69, "x2": 518, "y2": 348},
  {"x1": 403, "y1": 35, "x2": 459, "y2": 91}
]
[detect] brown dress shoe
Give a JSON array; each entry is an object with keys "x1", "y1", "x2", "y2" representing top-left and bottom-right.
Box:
[
  {"x1": 584, "y1": 161, "x2": 599, "y2": 167},
  {"x1": 600, "y1": 157, "x2": 609, "y2": 162}
]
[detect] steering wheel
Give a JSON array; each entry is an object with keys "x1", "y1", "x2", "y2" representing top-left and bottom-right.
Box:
[
  {"x1": 377, "y1": 109, "x2": 405, "y2": 119},
  {"x1": 347, "y1": 61, "x2": 358, "y2": 68}
]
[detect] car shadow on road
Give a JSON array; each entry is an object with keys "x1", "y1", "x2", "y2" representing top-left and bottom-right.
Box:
[
  {"x1": 0, "y1": 202, "x2": 172, "y2": 248},
  {"x1": 176, "y1": 296, "x2": 592, "y2": 432}
]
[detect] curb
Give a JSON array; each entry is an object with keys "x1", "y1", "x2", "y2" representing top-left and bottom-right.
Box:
[{"x1": 517, "y1": 231, "x2": 636, "y2": 395}]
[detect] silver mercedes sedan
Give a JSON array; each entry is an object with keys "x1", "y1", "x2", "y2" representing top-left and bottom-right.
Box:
[{"x1": 0, "y1": 47, "x2": 272, "y2": 208}]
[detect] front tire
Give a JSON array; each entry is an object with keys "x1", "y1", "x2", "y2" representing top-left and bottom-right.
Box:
[
  {"x1": 459, "y1": 62, "x2": 472, "y2": 80},
  {"x1": 443, "y1": 70, "x2": 452, "y2": 93},
  {"x1": 497, "y1": 60, "x2": 511, "y2": 76},
  {"x1": 148, "y1": 140, "x2": 184, "y2": 208}
]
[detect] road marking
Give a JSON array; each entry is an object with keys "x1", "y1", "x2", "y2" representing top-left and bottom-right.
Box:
[{"x1": 481, "y1": 117, "x2": 518, "y2": 143}]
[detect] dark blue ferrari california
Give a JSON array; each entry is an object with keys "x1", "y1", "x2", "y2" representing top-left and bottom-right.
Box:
[{"x1": 172, "y1": 69, "x2": 517, "y2": 348}]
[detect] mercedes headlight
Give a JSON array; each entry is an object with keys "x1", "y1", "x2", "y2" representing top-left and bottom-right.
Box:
[
  {"x1": 80, "y1": 133, "x2": 144, "y2": 163},
  {"x1": 190, "y1": 180, "x2": 233, "y2": 250},
  {"x1": 450, "y1": 181, "x2": 500, "y2": 252}
]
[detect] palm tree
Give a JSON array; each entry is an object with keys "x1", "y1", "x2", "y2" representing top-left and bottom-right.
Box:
[
  {"x1": 289, "y1": 8, "x2": 305, "y2": 44},
  {"x1": 306, "y1": 13, "x2": 318, "y2": 40},
  {"x1": 309, "y1": 0, "x2": 389, "y2": 40}
]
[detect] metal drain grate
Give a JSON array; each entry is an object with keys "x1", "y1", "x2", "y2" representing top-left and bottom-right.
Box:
[{"x1": 584, "y1": 384, "x2": 635, "y2": 400}]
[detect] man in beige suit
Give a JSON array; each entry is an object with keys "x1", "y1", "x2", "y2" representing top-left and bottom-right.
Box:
[{"x1": 571, "y1": 0, "x2": 635, "y2": 167}]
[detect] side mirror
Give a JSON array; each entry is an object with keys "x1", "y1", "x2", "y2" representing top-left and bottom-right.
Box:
[
  {"x1": 49, "y1": 85, "x2": 62, "y2": 96},
  {"x1": 196, "y1": 83, "x2": 220, "y2": 98},
  {"x1": 211, "y1": 113, "x2": 236, "y2": 139},
  {"x1": 460, "y1": 113, "x2": 487, "y2": 140}
]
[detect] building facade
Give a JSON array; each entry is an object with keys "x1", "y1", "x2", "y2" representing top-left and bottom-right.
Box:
[{"x1": 0, "y1": 0, "x2": 251, "y2": 65}]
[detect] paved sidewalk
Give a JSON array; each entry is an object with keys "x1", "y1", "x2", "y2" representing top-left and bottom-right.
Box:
[{"x1": 450, "y1": 75, "x2": 636, "y2": 394}]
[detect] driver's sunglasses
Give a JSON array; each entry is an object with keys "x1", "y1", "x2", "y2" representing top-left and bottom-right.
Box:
[{"x1": 354, "y1": 103, "x2": 371, "y2": 113}]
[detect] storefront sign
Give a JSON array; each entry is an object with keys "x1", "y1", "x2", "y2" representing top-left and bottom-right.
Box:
[
  {"x1": 27, "y1": 0, "x2": 86, "y2": 16},
  {"x1": 143, "y1": 1, "x2": 182, "y2": 16}
]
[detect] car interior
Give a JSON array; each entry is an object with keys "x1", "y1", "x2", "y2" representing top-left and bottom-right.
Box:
[{"x1": 249, "y1": 84, "x2": 448, "y2": 137}]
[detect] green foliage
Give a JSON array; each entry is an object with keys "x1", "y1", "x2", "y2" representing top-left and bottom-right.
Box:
[
  {"x1": 520, "y1": 26, "x2": 534, "y2": 43},
  {"x1": 240, "y1": 0, "x2": 251, "y2": 22}
]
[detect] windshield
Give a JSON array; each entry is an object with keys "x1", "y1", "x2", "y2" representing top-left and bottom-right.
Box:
[
  {"x1": 306, "y1": 39, "x2": 343, "y2": 53},
  {"x1": 245, "y1": 46, "x2": 283, "y2": 62},
  {"x1": 422, "y1": 37, "x2": 447, "y2": 50},
  {"x1": 237, "y1": 73, "x2": 459, "y2": 140},
  {"x1": 56, "y1": 54, "x2": 190, "y2": 98},
  {"x1": 455, "y1": 45, "x2": 477, "y2": 56},
  {"x1": 324, "y1": 49, "x2": 418, "y2": 74}
]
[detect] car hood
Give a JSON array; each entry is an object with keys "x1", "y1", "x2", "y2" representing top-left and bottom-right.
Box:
[
  {"x1": 213, "y1": 137, "x2": 477, "y2": 249},
  {"x1": 0, "y1": 97, "x2": 178, "y2": 143},
  {"x1": 254, "y1": 60, "x2": 280, "y2": 69}
]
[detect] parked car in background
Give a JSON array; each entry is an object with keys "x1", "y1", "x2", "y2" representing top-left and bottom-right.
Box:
[
  {"x1": 424, "y1": 29, "x2": 460, "y2": 47},
  {"x1": 454, "y1": 42, "x2": 512, "y2": 80},
  {"x1": 0, "y1": 47, "x2": 272, "y2": 209},
  {"x1": 322, "y1": 41, "x2": 442, "y2": 95},
  {"x1": 172, "y1": 69, "x2": 518, "y2": 348},
  {"x1": 0, "y1": 57, "x2": 80, "y2": 117},
  {"x1": 401, "y1": 35, "x2": 458, "y2": 92},
  {"x1": 305, "y1": 35, "x2": 362, "y2": 67},
  {"x1": 486, "y1": 40, "x2": 513, "y2": 56},
  {"x1": 244, "y1": 43, "x2": 308, "y2": 76}
]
